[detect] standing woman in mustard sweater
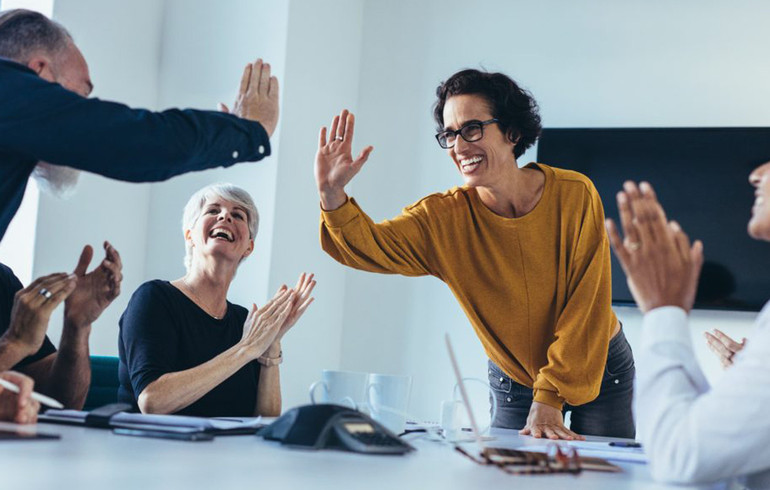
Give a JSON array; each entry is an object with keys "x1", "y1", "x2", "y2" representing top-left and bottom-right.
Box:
[{"x1": 315, "y1": 69, "x2": 633, "y2": 440}]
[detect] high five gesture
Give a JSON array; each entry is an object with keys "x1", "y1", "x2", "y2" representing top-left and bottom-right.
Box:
[{"x1": 315, "y1": 109, "x2": 374, "y2": 210}]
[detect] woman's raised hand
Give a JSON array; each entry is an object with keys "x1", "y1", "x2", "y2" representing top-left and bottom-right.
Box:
[
  {"x1": 315, "y1": 109, "x2": 374, "y2": 211},
  {"x1": 239, "y1": 288, "x2": 295, "y2": 360}
]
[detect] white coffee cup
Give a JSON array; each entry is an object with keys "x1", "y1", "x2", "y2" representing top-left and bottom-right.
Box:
[
  {"x1": 440, "y1": 399, "x2": 463, "y2": 440},
  {"x1": 367, "y1": 373, "x2": 412, "y2": 434},
  {"x1": 309, "y1": 370, "x2": 369, "y2": 409}
]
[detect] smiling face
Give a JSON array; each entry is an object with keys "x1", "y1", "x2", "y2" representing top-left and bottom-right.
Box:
[
  {"x1": 186, "y1": 196, "x2": 254, "y2": 268},
  {"x1": 441, "y1": 94, "x2": 517, "y2": 187},
  {"x1": 748, "y1": 161, "x2": 770, "y2": 241}
]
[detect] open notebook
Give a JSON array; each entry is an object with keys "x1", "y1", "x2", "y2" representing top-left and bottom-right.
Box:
[{"x1": 39, "y1": 409, "x2": 264, "y2": 434}]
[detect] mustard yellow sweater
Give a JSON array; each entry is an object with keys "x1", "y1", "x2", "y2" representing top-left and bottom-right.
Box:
[{"x1": 320, "y1": 164, "x2": 617, "y2": 409}]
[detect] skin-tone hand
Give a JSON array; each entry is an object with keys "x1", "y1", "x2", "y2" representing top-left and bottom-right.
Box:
[
  {"x1": 519, "y1": 401, "x2": 585, "y2": 440},
  {"x1": 219, "y1": 58, "x2": 280, "y2": 137},
  {"x1": 64, "y1": 241, "x2": 123, "y2": 329},
  {"x1": 0, "y1": 371, "x2": 40, "y2": 424},
  {"x1": 4, "y1": 273, "x2": 77, "y2": 356},
  {"x1": 703, "y1": 329, "x2": 746, "y2": 368},
  {"x1": 265, "y1": 273, "x2": 316, "y2": 357},
  {"x1": 315, "y1": 109, "x2": 374, "y2": 211},
  {"x1": 239, "y1": 288, "x2": 295, "y2": 360},
  {"x1": 605, "y1": 181, "x2": 704, "y2": 314}
]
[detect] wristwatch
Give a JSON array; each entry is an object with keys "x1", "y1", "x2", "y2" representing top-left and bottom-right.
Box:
[{"x1": 258, "y1": 351, "x2": 283, "y2": 366}]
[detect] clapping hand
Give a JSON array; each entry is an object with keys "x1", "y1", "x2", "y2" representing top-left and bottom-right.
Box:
[
  {"x1": 240, "y1": 288, "x2": 295, "y2": 360},
  {"x1": 239, "y1": 273, "x2": 316, "y2": 360},
  {"x1": 315, "y1": 109, "x2": 374, "y2": 210},
  {"x1": 64, "y1": 242, "x2": 123, "y2": 329},
  {"x1": 704, "y1": 329, "x2": 746, "y2": 368},
  {"x1": 6, "y1": 273, "x2": 77, "y2": 356},
  {"x1": 605, "y1": 181, "x2": 704, "y2": 313},
  {"x1": 219, "y1": 59, "x2": 280, "y2": 137},
  {"x1": 275, "y1": 273, "x2": 316, "y2": 341}
]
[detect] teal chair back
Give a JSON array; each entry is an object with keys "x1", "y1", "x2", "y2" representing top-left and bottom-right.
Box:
[{"x1": 83, "y1": 356, "x2": 120, "y2": 411}]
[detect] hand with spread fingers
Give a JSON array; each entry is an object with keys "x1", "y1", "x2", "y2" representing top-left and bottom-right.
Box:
[
  {"x1": 315, "y1": 109, "x2": 375, "y2": 211},
  {"x1": 219, "y1": 58, "x2": 280, "y2": 137},
  {"x1": 703, "y1": 328, "x2": 746, "y2": 368},
  {"x1": 5, "y1": 272, "x2": 77, "y2": 356},
  {"x1": 0, "y1": 371, "x2": 39, "y2": 424},
  {"x1": 64, "y1": 241, "x2": 123, "y2": 329},
  {"x1": 604, "y1": 181, "x2": 704, "y2": 313},
  {"x1": 519, "y1": 401, "x2": 585, "y2": 441},
  {"x1": 275, "y1": 272, "x2": 316, "y2": 341},
  {"x1": 261, "y1": 272, "x2": 316, "y2": 360},
  {"x1": 239, "y1": 288, "x2": 296, "y2": 361}
]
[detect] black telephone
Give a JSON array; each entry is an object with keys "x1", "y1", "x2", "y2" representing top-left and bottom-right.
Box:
[{"x1": 258, "y1": 404, "x2": 414, "y2": 455}]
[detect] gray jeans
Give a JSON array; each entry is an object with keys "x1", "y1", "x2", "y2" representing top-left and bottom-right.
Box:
[{"x1": 488, "y1": 328, "x2": 636, "y2": 438}]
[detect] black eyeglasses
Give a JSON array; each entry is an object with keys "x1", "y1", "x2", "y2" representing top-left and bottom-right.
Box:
[
  {"x1": 454, "y1": 443, "x2": 582, "y2": 475},
  {"x1": 435, "y1": 119, "x2": 499, "y2": 149}
]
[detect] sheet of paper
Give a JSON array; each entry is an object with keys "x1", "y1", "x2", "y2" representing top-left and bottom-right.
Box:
[{"x1": 521, "y1": 441, "x2": 647, "y2": 464}]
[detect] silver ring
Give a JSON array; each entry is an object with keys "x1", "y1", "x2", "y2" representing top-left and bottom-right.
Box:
[
  {"x1": 335, "y1": 136, "x2": 344, "y2": 141},
  {"x1": 39, "y1": 288, "x2": 52, "y2": 300},
  {"x1": 627, "y1": 241, "x2": 641, "y2": 251}
]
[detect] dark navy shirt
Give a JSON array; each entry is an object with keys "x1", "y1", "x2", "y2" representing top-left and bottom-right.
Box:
[
  {"x1": 0, "y1": 57, "x2": 271, "y2": 241},
  {"x1": 118, "y1": 280, "x2": 259, "y2": 417},
  {"x1": 0, "y1": 263, "x2": 57, "y2": 367}
]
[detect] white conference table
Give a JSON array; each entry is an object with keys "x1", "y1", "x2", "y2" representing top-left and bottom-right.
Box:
[{"x1": 1, "y1": 422, "x2": 727, "y2": 490}]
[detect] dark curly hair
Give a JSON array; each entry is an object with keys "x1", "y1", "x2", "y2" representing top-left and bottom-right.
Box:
[{"x1": 433, "y1": 69, "x2": 542, "y2": 159}]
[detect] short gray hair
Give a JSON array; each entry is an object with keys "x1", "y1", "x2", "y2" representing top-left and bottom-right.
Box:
[
  {"x1": 0, "y1": 9, "x2": 72, "y2": 64},
  {"x1": 182, "y1": 183, "x2": 259, "y2": 272}
]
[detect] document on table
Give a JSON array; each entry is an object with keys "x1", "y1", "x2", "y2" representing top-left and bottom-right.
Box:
[
  {"x1": 40, "y1": 409, "x2": 264, "y2": 432},
  {"x1": 521, "y1": 441, "x2": 647, "y2": 464}
]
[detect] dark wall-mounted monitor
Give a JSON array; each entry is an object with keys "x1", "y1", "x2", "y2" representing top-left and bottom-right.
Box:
[{"x1": 537, "y1": 127, "x2": 770, "y2": 311}]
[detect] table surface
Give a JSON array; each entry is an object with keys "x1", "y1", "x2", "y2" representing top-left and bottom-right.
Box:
[{"x1": 0, "y1": 422, "x2": 727, "y2": 490}]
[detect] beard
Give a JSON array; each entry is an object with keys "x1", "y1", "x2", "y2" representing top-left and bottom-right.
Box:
[{"x1": 32, "y1": 162, "x2": 81, "y2": 199}]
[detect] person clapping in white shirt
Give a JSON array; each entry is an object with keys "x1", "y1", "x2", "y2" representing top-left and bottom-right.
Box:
[{"x1": 604, "y1": 174, "x2": 770, "y2": 489}]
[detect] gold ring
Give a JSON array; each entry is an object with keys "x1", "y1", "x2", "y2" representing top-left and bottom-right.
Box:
[{"x1": 627, "y1": 241, "x2": 641, "y2": 251}]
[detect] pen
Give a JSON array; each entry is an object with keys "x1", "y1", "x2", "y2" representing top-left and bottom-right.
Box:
[
  {"x1": 0, "y1": 378, "x2": 64, "y2": 409},
  {"x1": 609, "y1": 441, "x2": 642, "y2": 448}
]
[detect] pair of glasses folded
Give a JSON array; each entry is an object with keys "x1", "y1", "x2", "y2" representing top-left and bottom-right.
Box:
[{"x1": 454, "y1": 444, "x2": 582, "y2": 475}]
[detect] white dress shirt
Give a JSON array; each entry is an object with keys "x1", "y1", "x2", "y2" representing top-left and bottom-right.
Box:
[{"x1": 635, "y1": 304, "x2": 770, "y2": 488}]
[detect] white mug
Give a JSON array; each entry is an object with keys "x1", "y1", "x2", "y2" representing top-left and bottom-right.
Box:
[
  {"x1": 309, "y1": 370, "x2": 370, "y2": 410},
  {"x1": 367, "y1": 373, "x2": 412, "y2": 434},
  {"x1": 440, "y1": 399, "x2": 463, "y2": 440}
]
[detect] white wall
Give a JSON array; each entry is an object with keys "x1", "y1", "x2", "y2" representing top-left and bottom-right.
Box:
[{"x1": 268, "y1": 0, "x2": 366, "y2": 409}]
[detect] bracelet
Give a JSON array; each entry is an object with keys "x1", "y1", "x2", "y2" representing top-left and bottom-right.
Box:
[{"x1": 258, "y1": 350, "x2": 283, "y2": 366}]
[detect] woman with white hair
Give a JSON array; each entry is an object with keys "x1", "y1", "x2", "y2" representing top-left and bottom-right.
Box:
[{"x1": 118, "y1": 183, "x2": 315, "y2": 416}]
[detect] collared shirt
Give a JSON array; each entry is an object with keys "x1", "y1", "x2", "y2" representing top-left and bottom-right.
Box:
[
  {"x1": 636, "y1": 305, "x2": 770, "y2": 488},
  {"x1": 0, "y1": 57, "x2": 271, "y2": 241}
]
